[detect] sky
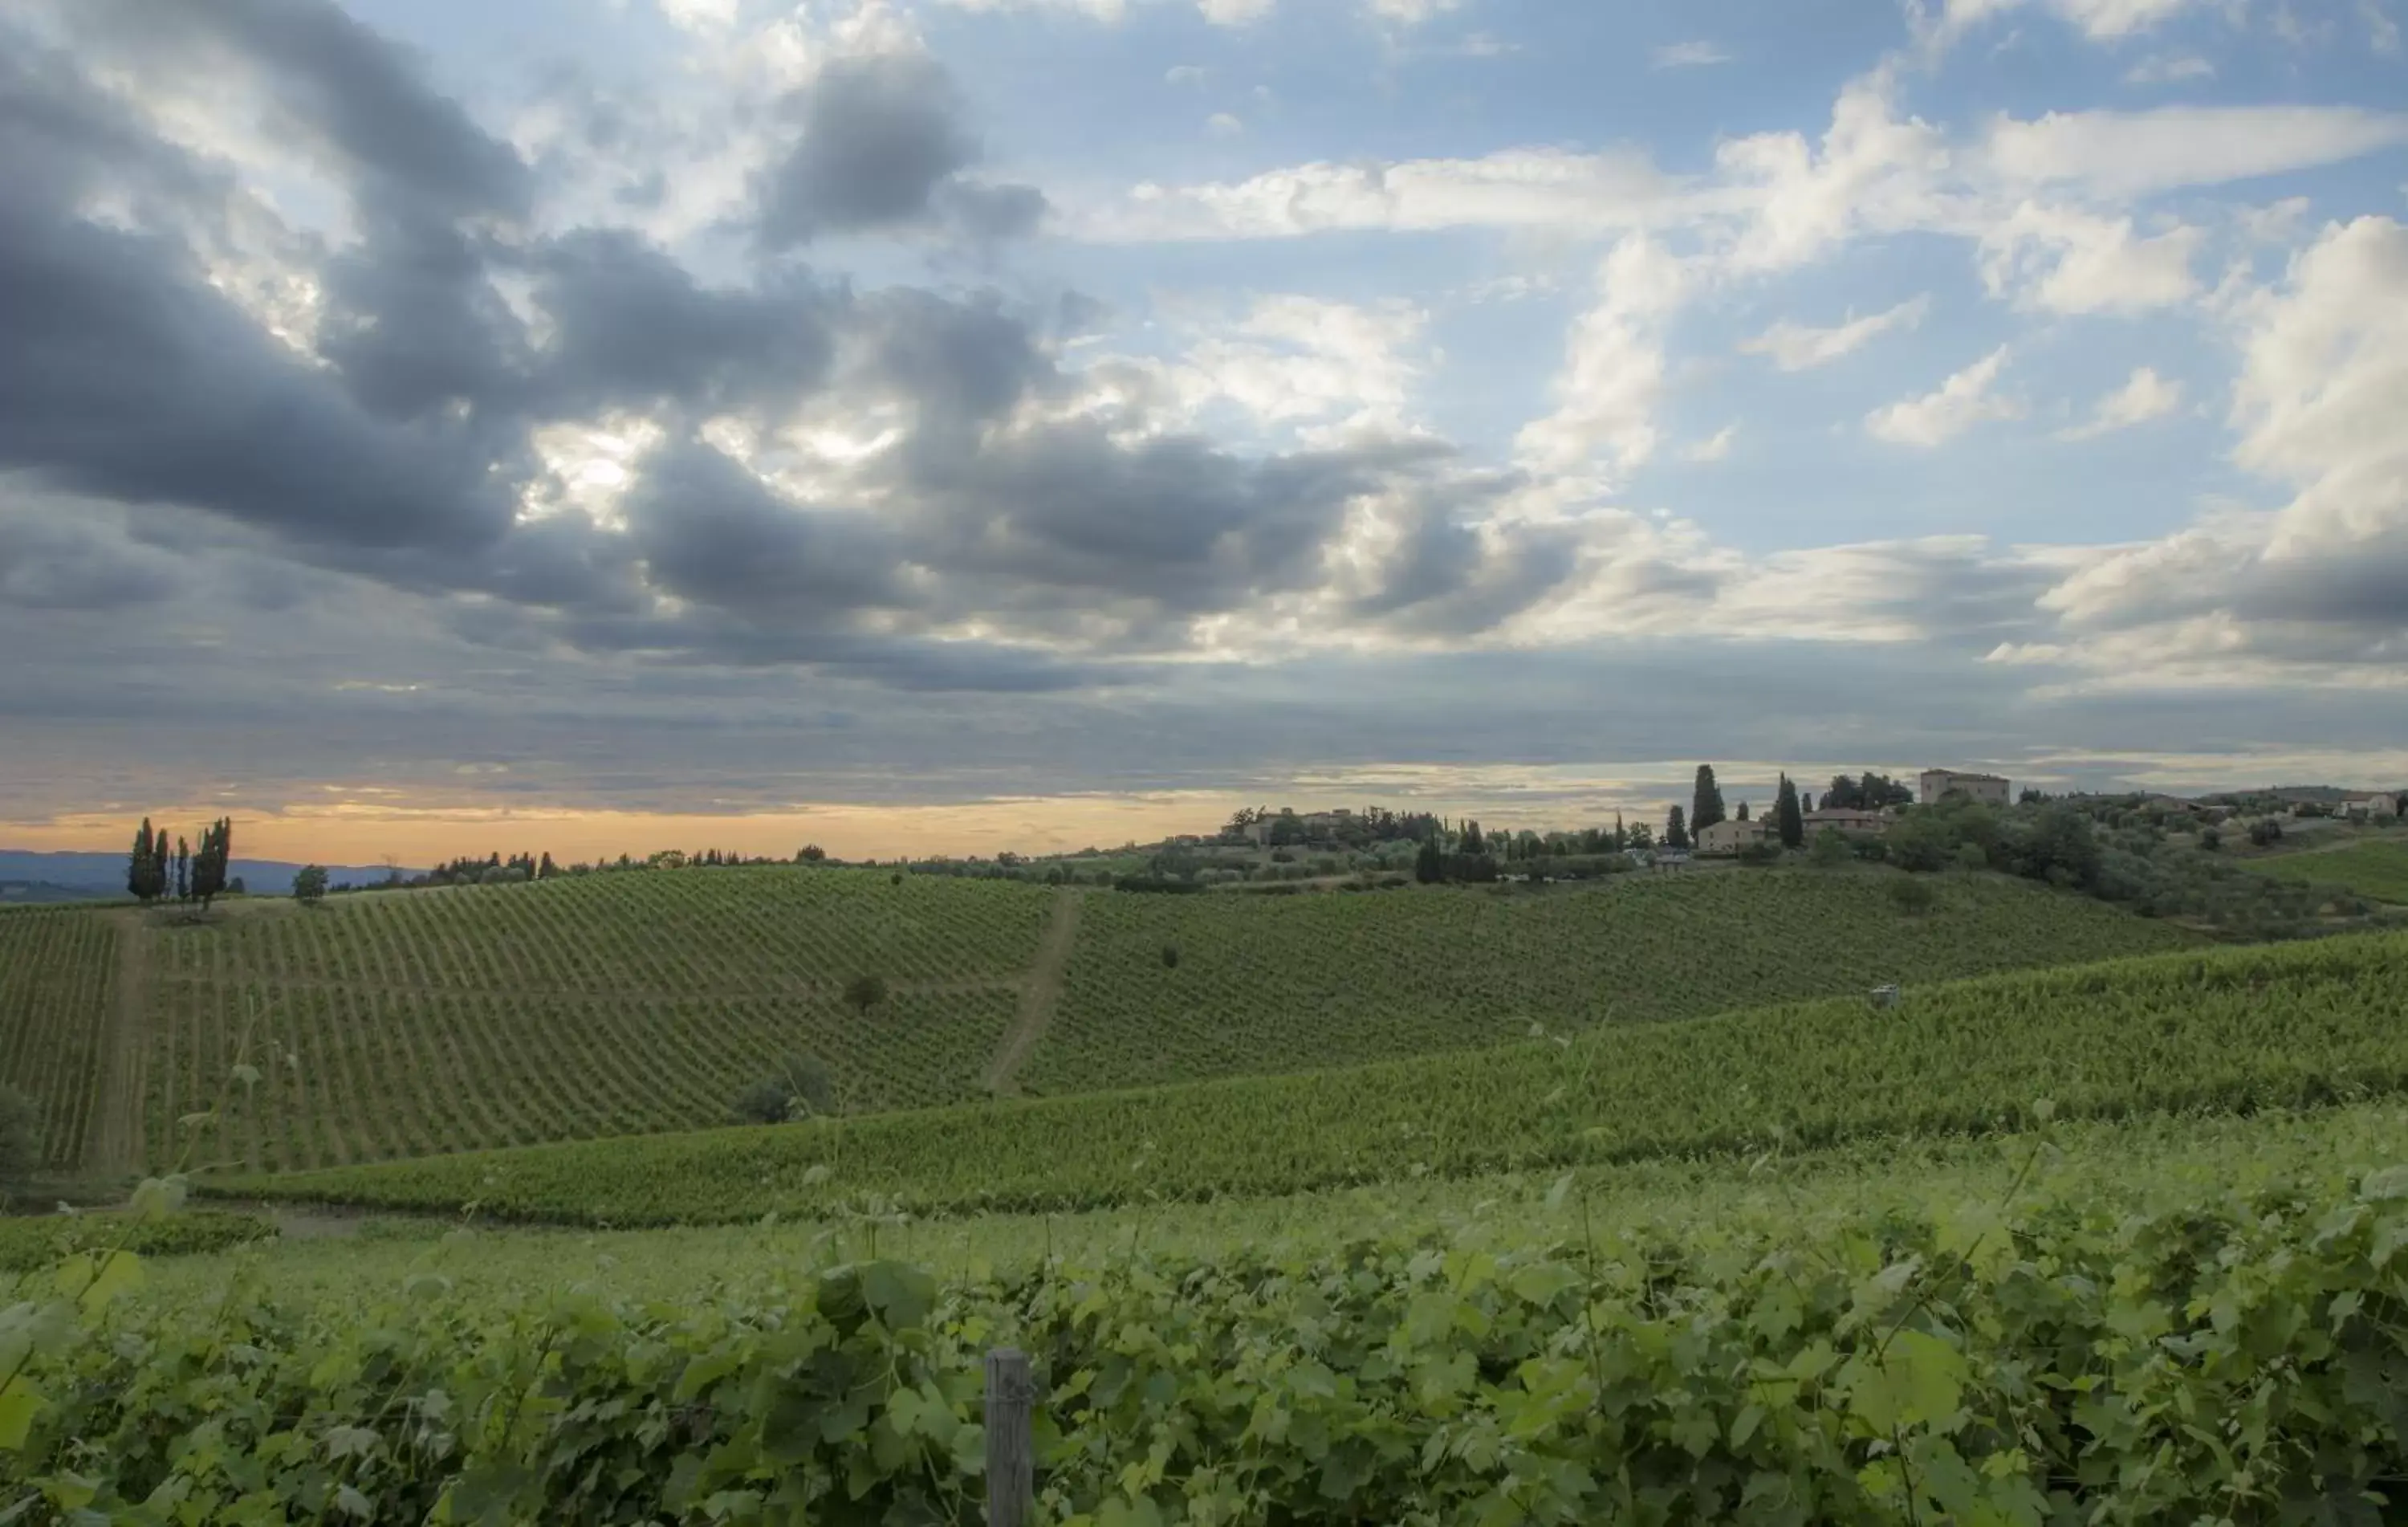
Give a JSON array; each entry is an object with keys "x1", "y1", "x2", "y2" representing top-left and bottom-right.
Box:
[{"x1": 1, "y1": 0, "x2": 2405, "y2": 863}]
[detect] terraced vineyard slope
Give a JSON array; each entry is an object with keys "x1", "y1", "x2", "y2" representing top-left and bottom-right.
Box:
[
  {"x1": 216, "y1": 929, "x2": 2407, "y2": 1224},
  {"x1": 1030, "y1": 869, "x2": 2199, "y2": 1092},
  {"x1": 0, "y1": 906, "x2": 115, "y2": 1168}
]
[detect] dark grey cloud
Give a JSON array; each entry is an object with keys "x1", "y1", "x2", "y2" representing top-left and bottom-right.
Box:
[
  {"x1": 934, "y1": 179, "x2": 1050, "y2": 242},
  {"x1": 0, "y1": 495, "x2": 177, "y2": 611},
  {"x1": 863, "y1": 287, "x2": 1052, "y2": 439},
  {"x1": 0, "y1": 0, "x2": 1767, "y2": 712},
  {"x1": 901, "y1": 427, "x2": 1431, "y2": 621},
  {"x1": 624, "y1": 442, "x2": 908, "y2": 619},
  {"x1": 60, "y1": 0, "x2": 530, "y2": 222},
  {"x1": 0, "y1": 51, "x2": 516, "y2": 556},
  {"x1": 754, "y1": 51, "x2": 1046, "y2": 247},
  {"x1": 527, "y1": 230, "x2": 844, "y2": 418},
  {"x1": 1341, "y1": 474, "x2": 1592, "y2": 637},
  {"x1": 2043, "y1": 532, "x2": 2408, "y2": 667},
  {"x1": 318, "y1": 216, "x2": 529, "y2": 422}
]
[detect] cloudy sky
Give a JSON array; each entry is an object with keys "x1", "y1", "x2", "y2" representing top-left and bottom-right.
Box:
[{"x1": 2, "y1": 0, "x2": 2405, "y2": 861}]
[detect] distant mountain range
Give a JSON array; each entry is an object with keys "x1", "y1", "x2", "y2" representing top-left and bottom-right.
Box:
[{"x1": 0, "y1": 852, "x2": 419, "y2": 899}]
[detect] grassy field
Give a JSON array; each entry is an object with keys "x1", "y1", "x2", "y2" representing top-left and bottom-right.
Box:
[
  {"x1": 2239, "y1": 837, "x2": 2408, "y2": 904},
  {"x1": 209, "y1": 929, "x2": 2408, "y2": 1224},
  {"x1": 0, "y1": 864, "x2": 2196, "y2": 1176}
]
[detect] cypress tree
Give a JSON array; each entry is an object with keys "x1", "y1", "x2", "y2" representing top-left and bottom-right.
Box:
[
  {"x1": 192, "y1": 818, "x2": 230, "y2": 910},
  {"x1": 1775, "y1": 776, "x2": 1805, "y2": 849},
  {"x1": 1736, "y1": 800, "x2": 1751, "y2": 821},
  {"x1": 128, "y1": 820, "x2": 154, "y2": 903},
  {"x1": 1690, "y1": 765, "x2": 1726, "y2": 836},
  {"x1": 174, "y1": 837, "x2": 191, "y2": 902},
  {"x1": 1666, "y1": 804, "x2": 1689, "y2": 849}
]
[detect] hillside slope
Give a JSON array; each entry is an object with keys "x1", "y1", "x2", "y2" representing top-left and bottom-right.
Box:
[
  {"x1": 2239, "y1": 839, "x2": 2408, "y2": 904},
  {"x1": 1030, "y1": 869, "x2": 2199, "y2": 1092},
  {"x1": 215, "y1": 929, "x2": 2408, "y2": 1224},
  {"x1": 0, "y1": 865, "x2": 2194, "y2": 1175}
]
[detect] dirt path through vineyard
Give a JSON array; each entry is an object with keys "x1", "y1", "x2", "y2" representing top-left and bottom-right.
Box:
[{"x1": 982, "y1": 888, "x2": 1082, "y2": 1096}]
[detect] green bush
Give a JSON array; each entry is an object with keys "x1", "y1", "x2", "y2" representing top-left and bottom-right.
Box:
[{"x1": 1889, "y1": 875, "x2": 1938, "y2": 914}]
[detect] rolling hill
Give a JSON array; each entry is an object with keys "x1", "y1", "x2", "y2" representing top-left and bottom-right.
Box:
[
  {"x1": 0, "y1": 863, "x2": 2198, "y2": 1176},
  {"x1": 213, "y1": 928, "x2": 2408, "y2": 1224},
  {"x1": 0, "y1": 850, "x2": 415, "y2": 897},
  {"x1": 2238, "y1": 839, "x2": 2408, "y2": 904}
]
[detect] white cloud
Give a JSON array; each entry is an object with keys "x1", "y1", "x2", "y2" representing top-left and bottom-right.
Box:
[
  {"x1": 2058, "y1": 366, "x2": 2184, "y2": 440},
  {"x1": 1976, "y1": 202, "x2": 2203, "y2": 312},
  {"x1": 1865, "y1": 347, "x2": 2025, "y2": 446},
  {"x1": 1981, "y1": 107, "x2": 2408, "y2": 200},
  {"x1": 655, "y1": 0, "x2": 741, "y2": 32},
  {"x1": 932, "y1": 0, "x2": 1128, "y2": 17},
  {"x1": 1080, "y1": 146, "x2": 1683, "y2": 242},
  {"x1": 1712, "y1": 67, "x2": 1954, "y2": 274},
  {"x1": 1740, "y1": 295, "x2": 1930, "y2": 370},
  {"x1": 1197, "y1": 0, "x2": 1275, "y2": 22},
  {"x1": 1684, "y1": 425, "x2": 1739, "y2": 462},
  {"x1": 2123, "y1": 52, "x2": 2215, "y2": 83},
  {"x1": 1451, "y1": 31, "x2": 1516, "y2": 55},
  {"x1": 1514, "y1": 235, "x2": 1692, "y2": 478},
  {"x1": 2229, "y1": 217, "x2": 2408, "y2": 553},
  {"x1": 1138, "y1": 295, "x2": 1436, "y2": 439},
  {"x1": 1922, "y1": 0, "x2": 2212, "y2": 47},
  {"x1": 1365, "y1": 0, "x2": 1466, "y2": 22},
  {"x1": 1079, "y1": 94, "x2": 2408, "y2": 269},
  {"x1": 2365, "y1": 0, "x2": 2403, "y2": 54},
  {"x1": 1165, "y1": 64, "x2": 1206, "y2": 85},
  {"x1": 2027, "y1": 218, "x2": 2408, "y2": 680},
  {"x1": 1206, "y1": 112, "x2": 1244, "y2": 137},
  {"x1": 1651, "y1": 40, "x2": 1731, "y2": 68},
  {"x1": 2051, "y1": 0, "x2": 2203, "y2": 39}
]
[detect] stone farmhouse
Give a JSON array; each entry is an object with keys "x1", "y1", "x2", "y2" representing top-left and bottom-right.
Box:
[{"x1": 1919, "y1": 768, "x2": 2011, "y2": 807}]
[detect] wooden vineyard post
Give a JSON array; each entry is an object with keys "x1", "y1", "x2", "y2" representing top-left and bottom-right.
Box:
[{"x1": 986, "y1": 1348, "x2": 1035, "y2": 1527}]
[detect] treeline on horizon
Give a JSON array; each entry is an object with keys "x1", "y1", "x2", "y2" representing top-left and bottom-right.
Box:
[
  {"x1": 298, "y1": 766, "x2": 1998, "y2": 896},
  {"x1": 256, "y1": 771, "x2": 2396, "y2": 940}
]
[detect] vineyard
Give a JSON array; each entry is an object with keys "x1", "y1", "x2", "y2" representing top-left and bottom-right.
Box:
[
  {"x1": 0, "y1": 906, "x2": 115, "y2": 1169},
  {"x1": 1031, "y1": 869, "x2": 2199, "y2": 1093},
  {"x1": 2241, "y1": 838, "x2": 2408, "y2": 903},
  {"x1": 17, "y1": 1105, "x2": 2408, "y2": 1521},
  {"x1": 0, "y1": 863, "x2": 2199, "y2": 1178},
  {"x1": 214, "y1": 928, "x2": 2408, "y2": 1224},
  {"x1": 136, "y1": 868, "x2": 1052, "y2": 1171}
]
